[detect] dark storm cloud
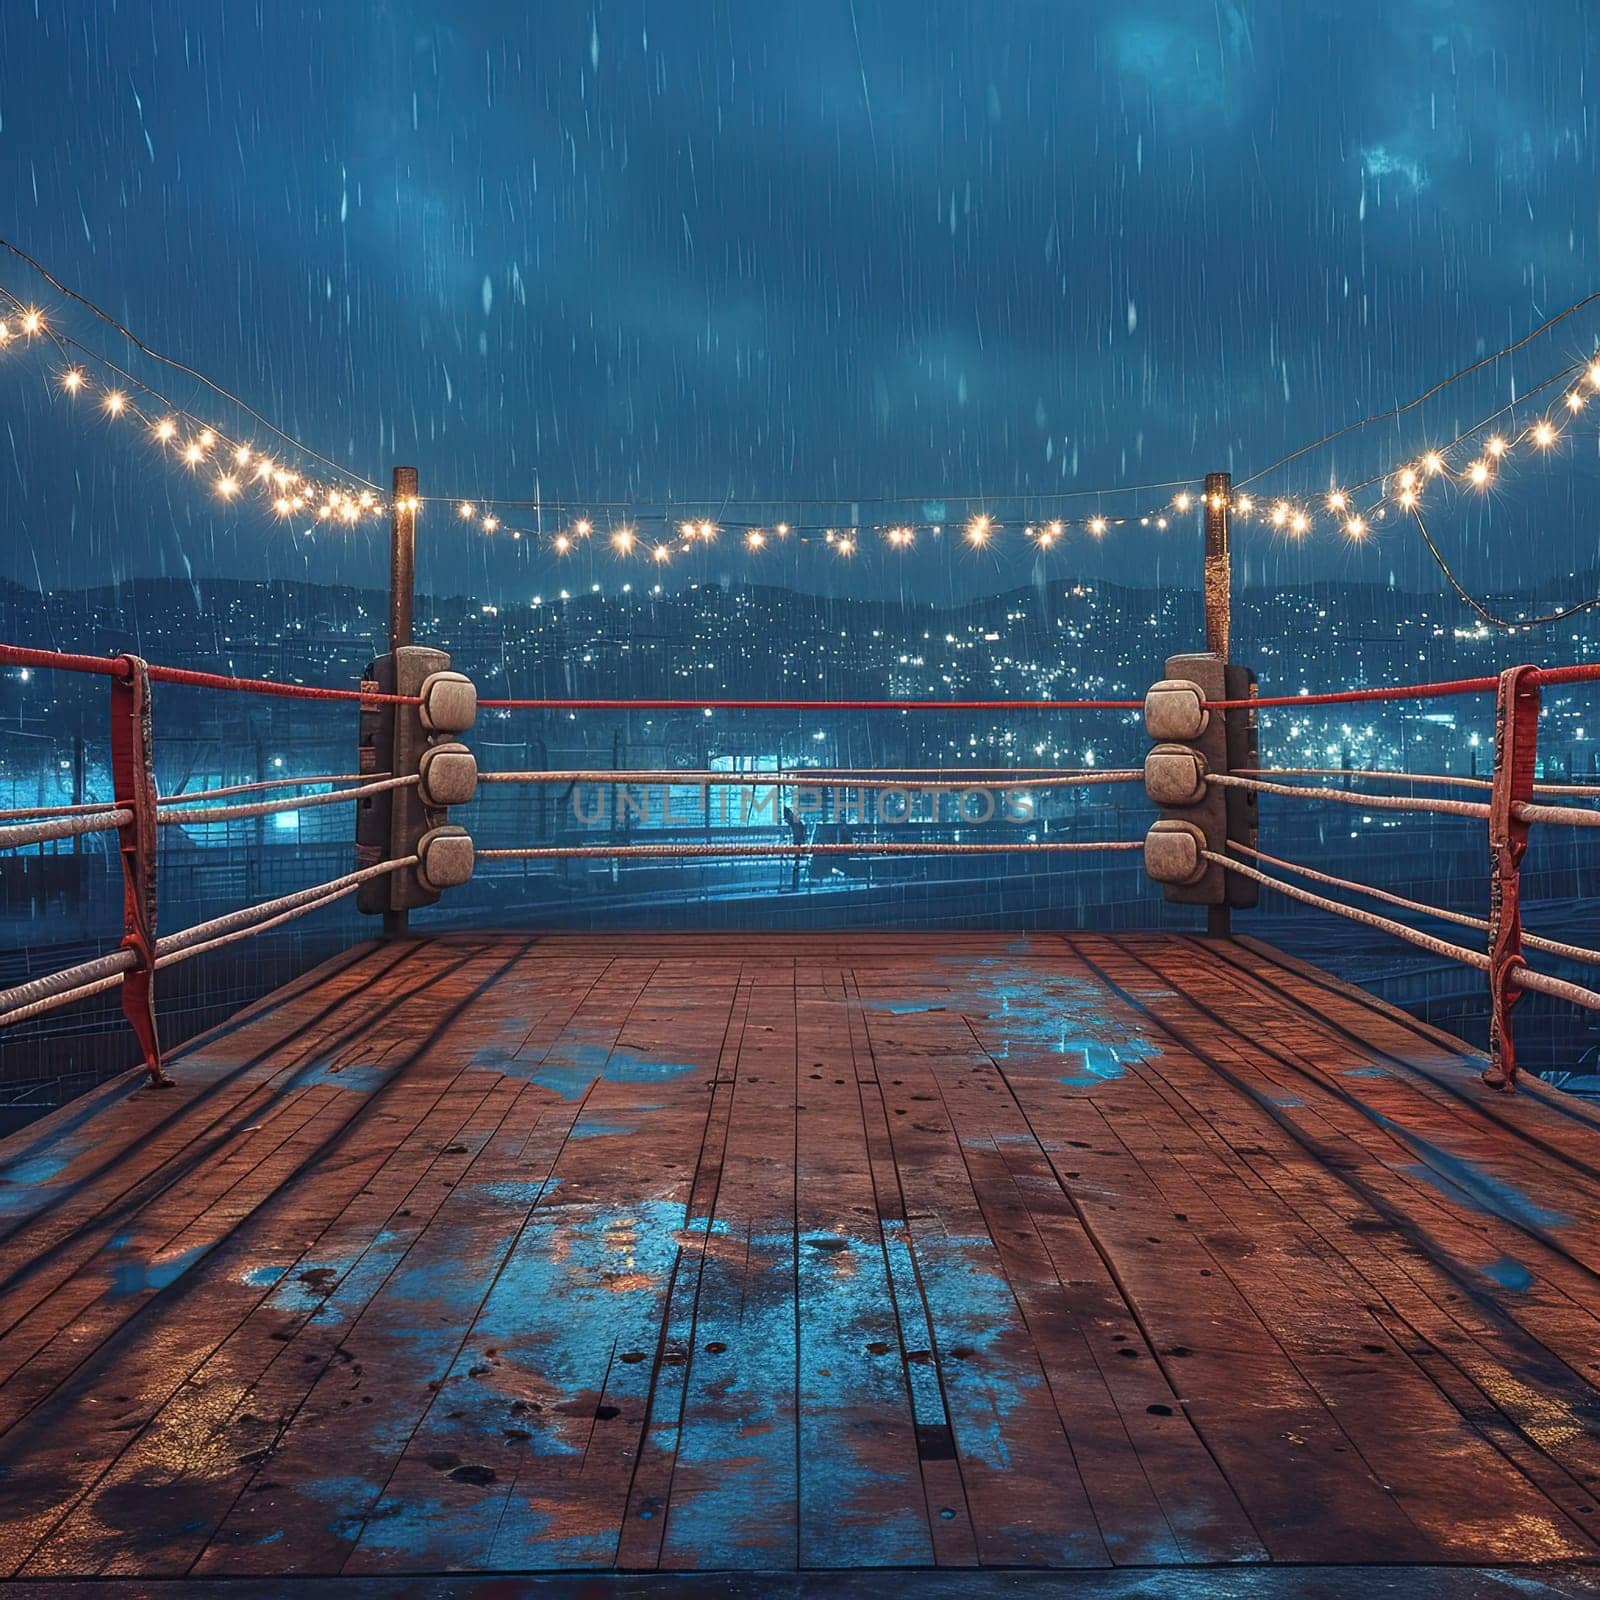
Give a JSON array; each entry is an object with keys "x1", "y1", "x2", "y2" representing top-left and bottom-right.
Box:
[{"x1": 1, "y1": 0, "x2": 1597, "y2": 600}]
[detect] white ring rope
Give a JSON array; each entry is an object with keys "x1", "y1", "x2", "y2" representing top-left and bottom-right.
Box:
[
  {"x1": 1205, "y1": 849, "x2": 1490, "y2": 968},
  {"x1": 1228, "y1": 843, "x2": 1490, "y2": 934},
  {"x1": 0, "y1": 808, "x2": 131, "y2": 851},
  {"x1": 158, "y1": 774, "x2": 417, "y2": 827},
  {"x1": 1206, "y1": 850, "x2": 1600, "y2": 1013},
  {"x1": 479, "y1": 840, "x2": 1145, "y2": 861},
  {"x1": 154, "y1": 881, "x2": 362, "y2": 967},
  {"x1": 0, "y1": 798, "x2": 123, "y2": 822},
  {"x1": 476, "y1": 769, "x2": 1143, "y2": 791},
  {"x1": 1228, "y1": 842, "x2": 1600, "y2": 967},
  {"x1": 0, "y1": 856, "x2": 415, "y2": 1028},
  {"x1": 1514, "y1": 968, "x2": 1600, "y2": 1011},
  {"x1": 155, "y1": 856, "x2": 416, "y2": 957},
  {"x1": 0, "y1": 773, "x2": 386, "y2": 824},
  {"x1": 159, "y1": 772, "x2": 381, "y2": 805},
  {"x1": 1514, "y1": 800, "x2": 1600, "y2": 829},
  {"x1": 1207, "y1": 773, "x2": 1491, "y2": 819},
  {"x1": 1211, "y1": 773, "x2": 1600, "y2": 827},
  {"x1": 1237, "y1": 766, "x2": 1600, "y2": 799}
]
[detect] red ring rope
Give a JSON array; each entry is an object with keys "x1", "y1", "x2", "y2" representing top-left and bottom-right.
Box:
[
  {"x1": 0, "y1": 644, "x2": 419, "y2": 704},
  {"x1": 477, "y1": 695, "x2": 1144, "y2": 710},
  {"x1": 8, "y1": 640, "x2": 1600, "y2": 713}
]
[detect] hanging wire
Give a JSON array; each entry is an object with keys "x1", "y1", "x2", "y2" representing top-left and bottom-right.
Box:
[{"x1": 1407, "y1": 504, "x2": 1600, "y2": 631}]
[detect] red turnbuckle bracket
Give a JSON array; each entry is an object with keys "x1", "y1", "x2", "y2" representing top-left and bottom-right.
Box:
[
  {"x1": 1483, "y1": 664, "x2": 1540, "y2": 1092},
  {"x1": 110, "y1": 655, "x2": 171, "y2": 1088}
]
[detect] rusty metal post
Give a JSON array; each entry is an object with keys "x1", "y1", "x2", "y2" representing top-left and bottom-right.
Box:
[
  {"x1": 389, "y1": 466, "x2": 417, "y2": 653},
  {"x1": 385, "y1": 467, "x2": 418, "y2": 936},
  {"x1": 1203, "y1": 471, "x2": 1232, "y2": 936},
  {"x1": 1483, "y1": 665, "x2": 1540, "y2": 1091},
  {"x1": 110, "y1": 655, "x2": 171, "y2": 1086},
  {"x1": 1203, "y1": 471, "x2": 1231, "y2": 663}
]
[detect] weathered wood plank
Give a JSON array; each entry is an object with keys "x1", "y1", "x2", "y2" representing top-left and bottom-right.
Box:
[{"x1": 0, "y1": 931, "x2": 1594, "y2": 1579}]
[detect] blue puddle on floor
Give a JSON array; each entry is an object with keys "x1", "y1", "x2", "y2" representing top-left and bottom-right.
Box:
[
  {"x1": 469, "y1": 1042, "x2": 698, "y2": 1099},
  {"x1": 867, "y1": 961, "x2": 1157, "y2": 1087}
]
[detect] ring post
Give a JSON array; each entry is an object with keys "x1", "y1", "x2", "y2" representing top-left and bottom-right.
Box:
[
  {"x1": 384, "y1": 466, "x2": 418, "y2": 937},
  {"x1": 1203, "y1": 472, "x2": 1232, "y2": 935},
  {"x1": 110, "y1": 655, "x2": 171, "y2": 1086},
  {"x1": 1484, "y1": 665, "x2": 1540, "y2": 1091}
]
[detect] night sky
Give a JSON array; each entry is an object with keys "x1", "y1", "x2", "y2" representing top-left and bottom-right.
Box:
[{"x1": 2, "y1": 1, "x2": 1598, "y2": 603}]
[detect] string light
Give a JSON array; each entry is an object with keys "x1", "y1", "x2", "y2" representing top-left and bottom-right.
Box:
[
  {"x1": 8, "y1": 277, "x2": 1600, "y2": 566},
  {"x1": 0, "y1": 295, "x2": 384, "y2": 533}
]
